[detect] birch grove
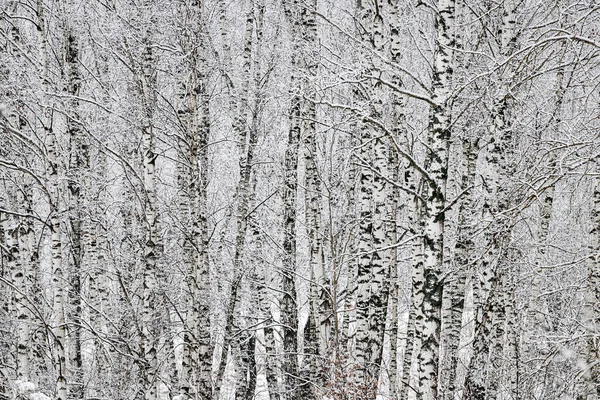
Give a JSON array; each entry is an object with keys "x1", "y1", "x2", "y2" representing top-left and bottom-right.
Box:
[{"x1": 1, "y1": 0, "x2": 600, "y2": 399}]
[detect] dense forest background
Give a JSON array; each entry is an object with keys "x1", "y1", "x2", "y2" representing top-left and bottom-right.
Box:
[{"x1": 1, "y1": 0, "x2": 600, "y2": 399}]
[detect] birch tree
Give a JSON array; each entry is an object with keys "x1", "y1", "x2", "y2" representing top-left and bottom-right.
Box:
[
  {"x1": 176, "y1": 1, "x2": 212, "y2": 398},
  {"x1": 416, "y1": 0, "x2": 455, "y2": 398}
]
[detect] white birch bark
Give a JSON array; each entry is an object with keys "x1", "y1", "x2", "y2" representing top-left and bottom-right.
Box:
[
  {"x1": 215, "y1": 2, "x2": 257, "y2": 396},
  {"x1": 64, "y1": 7, "x2": 86, "y2": 397},
  {"x1": 416, "y1": 0, "x2": 456, "y2": 398},
  {"x1": 387, "y1": 1, "x2": 405, "y2": 395},
  {"x1": 5, "y1": 206, "x2": 29, "y2": 381},
  {"x1": 584, "y1": 158, "x2": 600, "y2": 398},
  {"x1": 175, "y1": 2, "x2": 212, "y2": 399},
  {"x1": 300, "y1": 0, "x2": 330, "y2": 393},
  {"x1": 341, "y1": 133, "x2": 358, "y2": 356},
  {"x1": 400, "y1": 164, "x2": 424, "y2": 400},
  {"x1": 36, "y1": 0, "x2": 67, "y2": 397},
  {"x1": 136, "y1": 2, "x2": 160, "y2": 398},
  {"x1": 352, "y1": 2, "x2": 391, "y2": 392},
  {"x1": 387, "y1": 146, "x2": 400, "y2": 398},
  {"x1": 277, "y1": 2, "x2": 306, "y2": 399},
  {"x1": 465, "y1": 2, "x2": 518, "y2": 398},
  {"x1": 440, "y1": 137, "x2": 478, "y2": 400}
]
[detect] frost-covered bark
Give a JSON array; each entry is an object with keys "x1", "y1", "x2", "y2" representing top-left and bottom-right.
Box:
[
  {"x1": 387, "y1": 2, "x2": 404, "y2": 396},
  {"x1": 301, "y1": 0, "x2": 330, "y2": 392},
  {"x1": 176, "y1": 1, "x2": 212, "y2": 398},
  {"x1": 463, "y1": 1, "x2": 519, "y2": 398},
  {"x1": 280, "y1": 54, "x2": 302, "y2": 400},
  {"x1": 341, "y1": 133, "x2": 358, "y2": 356},
  {"x1": 4, "y1": 203, "x2": 29, "y2": 381},
  {"x1": 64, "y1": 7, "x2": 86, "y2": 397},
  {"x1": 585, "y1": 166, "x2": 600, "y2": 398},
  {"x1": 281, "y1": 87, "x2": 301, "y2": 400},
  {"x1": 353, "y1": 1, "x2": 390, "y2": 391},
  {"x1": 440, "y1": 137, "x2": 478, "y2": 399},
  {"x1": 416, "y1": 0, "x2": 456, "y2": 398},
  {"x1": 133, "y1": 2, "x2": 160, "y2": 398},
  {"x1": 36, "y1": 0, "x2": 67, "y2": 397},
  {"x1": 400, "y1": 163, "x2": 423, "y2": 400},
  {"x1": 387, "y1": 146, "x2": 400, "y2": 398},
  {"x1": 464, "y1": 2, "x2": 519, "y2": 398},
  {"x1": 215, "y1": 1, "x2": 257, "y2": 396}
]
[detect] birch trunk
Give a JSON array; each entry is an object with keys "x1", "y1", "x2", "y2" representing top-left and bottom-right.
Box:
[
  {"x1": 37, "y1": 0, "x2": 67, "y2": 397},
  {"x1": 5, "y1": 205, "x2": 29, "y2": 381},
  {"x1": 400, "y1": 165, "x2": 423, "y2": 400},
  {"x1": 281, "y1": 93, "x2": 301, "y2": 400},
  {"x1": 215, "y1": 2, "x2": 256, "y2": 396},
  {"x1": 416, "y1": 0, "x2": 456, "y2": 398},
  {"x1": 440, "y1": 137, "x2": 478, "y2": 399},
  {"x1": 176, "y1": 2, "x2": 212, "y2": 398},
  {"x1": 387, "y1": 146, "x2": 400, "y2": 398},
  {"x1": 65, "y1": 10, "x2": 86, "y2": 398},
  {"x1": 585, "y1": 169, "x2": 600, "y2": 399},
  {"x1": 281, "y1": 63, "x2": 301, "y2": 400},
  {"x1": 387, "y1": 1, "x2": 405, "y2": 395},
  {"x1": 352, "y1": 2, "x2": 390, "y2": 392},
  {"x1": 278, "y1": 2, "x2": 305, "y2": 399},
  {"x1": 465, "y1": 2, "x2": 518, "y2": 398},
  {"x1": 341, "y1": 133, "x2": 358, "y2": 355},
  {"x1": 138, "y1": 3, "x2": 159, "y2": 398},
  {"x1": 302, "y1": 0, "x2": 329, "y2": 392}
]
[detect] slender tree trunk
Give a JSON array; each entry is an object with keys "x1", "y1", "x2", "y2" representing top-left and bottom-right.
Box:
[
  {"x1": 440, "y1": 138, "x2": 478, "y2": 399},
  {"x1": 585, "y1": 166, "x2": 600, "y2": 398},
  {"x1": 280, "y1": 62, "x2": 301, "y2": 400},
  {"x1": 400, "y1": 165, "x2": 423, "y2": 400},
  {"x1": 353, "y1": 2, "x2": 390, "y2": 393},
  {"x1": 387, "y1": 3, "x2": 405, "y2": 396},
  {"x1": 302, "y1": 1, "x2": 329, "y2": 393},
  {"x1": 5, "y1": 205, "x2": 30, "y2": 381},
  {"x1": 215, "y1": 3, "x2": 256, "y2": 397},
  {"x1": 176, "y1": 2, "x2": 212, "y2": 399},
  {"x1": 464, "y1": 2, "x2": 518, "y2": 398},
  {"x1": 416, "y1": 0, "x2": 456, "y2": 398},
  {"x1": 387, "y1": 145, "x2": 400, "y2": 398},
  {"x1": 136, "y1": 3, "x2": 160, "y2": 398},
  {"x1": 37, "y1": 0, "x2": 67, "y2": 397},
  {"x1": 64, "y1": 8, "x2": 86, "y2": 398}
]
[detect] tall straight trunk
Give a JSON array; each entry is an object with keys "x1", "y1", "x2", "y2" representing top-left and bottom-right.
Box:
[
  {"x1": 253, "y1": 209, "x2": 281, "y2": 400},
  {"x1": 4, "y1": 205, "x2": 30, "y2": 381},
  {"x1": 353, "y1": 2, "x2": 390, "y2": 392},
  {"x1": 387, "y1": 1, "x2": 405, "y2": 396},
  {"x1": 280, "y1": 65, "x2": 301, "y2": 400},
  {"x1": 281, "y1": 89, "x2": 301, "y2": 400},
  {"x1": 440, "y1": 137, "x2": 478, "y2": 399},
  {"x1": 585, "y1": 169, "x2": 600, "y2": 398},
  {"x1": 301, "y1": 0, "x2": 329, "y2": 393},
  {"x1": 176, "y1": 2, "x2": 212, "y2": 399},
  {"x1": 464, "y1": 2, "x2": 518, "y2": 398},
  {"x1": 2, "y1": 9, "x2": 35, "y2": 385},
  {"x1": 64, "y1": 9, "x2": 86, "y2": 398},
  {"x1": 400, "y1": 165, "x2": 423, "y2": 400},
  {"x1": 37, "y1": 0, "x2": 67, "y2": 398},
  {"x1": 387, "y1": 146, "x2": 400, "y2": 398},
  {"x1": 215, "y1": 2, "x2": 256, "y2": 396},
  {"x1": 278, "y1": 2, "x2": 304, "y2": 399},
  {"x1": 471, "y1": 0, "x2": 518, "y2": 325},
  {"x1": 416, "y1": 0, "x2": 456, "y2": 398},
  {"x1": 136, "y1": 3, "x2": 159, "y2": 398},
  {"x1": 341, "y1": 133, "x2": 358, "y2": 355},
  {"x1": 20, "y1": 183, "x2": 39, "y2": 378}
]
